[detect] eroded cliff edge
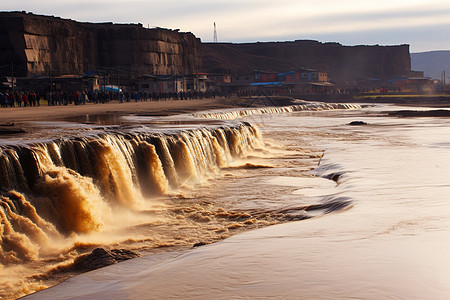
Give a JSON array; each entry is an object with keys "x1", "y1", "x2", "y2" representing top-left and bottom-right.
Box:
[{"x1": 0, "y1": 12, "x2": 202, "y2": 77}]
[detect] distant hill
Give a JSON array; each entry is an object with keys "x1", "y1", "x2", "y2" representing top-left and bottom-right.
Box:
[{"x1": 411, "y1": 51, "x2": 450, "y2": 79}]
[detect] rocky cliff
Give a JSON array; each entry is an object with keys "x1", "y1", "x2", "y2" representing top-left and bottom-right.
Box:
[
  {"x1": 201, "y1": 40, "x2": 411, "y2": 83},
  {"x1": 0, "y1": 12, "x2": 202, "y2": 77},
  {"x1": 0, "y1": 12, "x2": 412, "y2": 83}
]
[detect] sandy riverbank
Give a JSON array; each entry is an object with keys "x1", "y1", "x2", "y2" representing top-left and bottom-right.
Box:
[
  {"x1": 0, "y1": 98, "x2": 239, "y2": 123},
  {"x1": 0, "y1": 97, "x2": 298, "y2": 138},
  {"x1": 1, "y1": 95, "x2": 448, "y2": 125}
]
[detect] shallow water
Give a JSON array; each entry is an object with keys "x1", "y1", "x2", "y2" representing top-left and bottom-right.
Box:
[
  {"x1": 0, "y1": 102, "x2": 354, "y2": 299},
  {"x1": 7, "y1": 102, "x2": 450, "y2": 299}
]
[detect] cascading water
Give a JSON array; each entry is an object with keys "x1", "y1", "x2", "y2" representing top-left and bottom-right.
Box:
[
  {"x1": 194, "y1": 102, "x2": 361, "y2": 120},
  {"x1": 0, "y1": 123, "x2": 262, "y2": 268},
  {"x1": 0, "y1": 101, "x2": 361, "y2": 299}
]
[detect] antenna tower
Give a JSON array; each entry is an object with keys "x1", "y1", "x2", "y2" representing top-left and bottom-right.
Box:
[
  {"x1": 443, "y1": 70, "x2": 447, "y2": 91},
  {"x1": 213, "y1": 22, "x2": 218, "y2": 43}
]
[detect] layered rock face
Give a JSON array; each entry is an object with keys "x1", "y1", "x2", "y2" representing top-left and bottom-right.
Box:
[
  {"x1": 201, "y1": 40, "x2": 411, "y2": 83},
  {"x1": 0, "y1": 12, "x2": 411, "y2": 83},
  {"x1": 0, "y1": 12, "x2": 202, "y2": 77}
]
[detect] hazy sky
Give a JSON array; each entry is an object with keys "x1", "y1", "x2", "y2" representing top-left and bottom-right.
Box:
[{"x1": 4, "y1": 0, "x2": 450, "y2": 52}]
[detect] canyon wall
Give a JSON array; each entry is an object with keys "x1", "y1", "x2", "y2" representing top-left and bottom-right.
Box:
[
  {"x1": 0, "y1": 12, "x2": 202, "y2": 77},
  {"x1": 0, "y1": 12, "x2": 412, "y2": 83},
  {"x1": 201, "y1": 40, "x2": 411, "y2": 83}
]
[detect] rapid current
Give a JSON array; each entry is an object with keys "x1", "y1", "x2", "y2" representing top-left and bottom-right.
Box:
[{"x1": 2, "y1": 100, "x2": 450, "y2": 299}]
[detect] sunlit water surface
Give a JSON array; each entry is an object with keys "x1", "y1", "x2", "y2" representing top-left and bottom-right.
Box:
[{"x1": 21, "y1": 104, "x2": 450, "y2": 299}]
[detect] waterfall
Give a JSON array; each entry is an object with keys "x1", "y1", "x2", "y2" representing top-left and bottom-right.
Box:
[
  {"x1": 0, "y1": 122, "x2": 262, "y2": 265},
  {"x1": 194, "y1": 102, "x2": 362, "y2": 120}
]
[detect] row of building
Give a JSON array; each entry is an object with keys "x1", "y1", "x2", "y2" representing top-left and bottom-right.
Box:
[
  {"x1": 1, "y1": 68, "x2": 331, "y2": 93},
  {"x1": 2, "y1": 67, "x2": 441, "y2": 95}
]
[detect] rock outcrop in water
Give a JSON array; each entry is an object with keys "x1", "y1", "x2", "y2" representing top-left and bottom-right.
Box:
[
  {"x1": 0, "y1": 12, "x2": 202, "y2": 77},
  {"x1": 72, "y1": 248, "x2": 139, "y2": 272}
]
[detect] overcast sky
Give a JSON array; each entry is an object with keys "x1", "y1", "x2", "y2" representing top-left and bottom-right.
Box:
[{"x1": 4, "y1": 0, "x2": 450, "y2": 52}]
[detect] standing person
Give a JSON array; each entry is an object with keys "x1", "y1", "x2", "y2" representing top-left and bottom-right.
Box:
[
  {"x1": 47, "y1": 91, "x2": 53, "y2": 106},
  {"x1": 3, "y1": 91, "x2": 8, "y2": 107},
  {"x1": 119, "y1": 91, "x2": 124, "y2": 103},
  {"x1": 7, "y1": 92, "x2": 14, "y2": 107},
  {"x1": 5, "y1": 91, "x2": 9, "y2": 107},
  {"x1": 16, "y1": 92, "x2": 22, "y2": 107},
  {"x1": 9, "y1": 91, "x2": 14, "y2": 107},
  {"x1": 74, "y1": 90, "x2": 80, "y2": 105},
  {"x1": 36, "y1": 92, "x2": 41, "y2": 106},
  {"x1": 136, "y1": 91, "x2": 141, "y2": 102},
  {"x1": 81, "y1": 91, "x2": 87, "y2": 105},
  {"x1": 32, "y1": 91, "x2": 38, "y2": 106},
  {"x1": 29, "y1": 91, "x2": 34, "y2": 106},
  {"x1": 56, "y1": 91, "x2": 61, "y2": 106},
  {"x1": 22, "y1": 92, "x2": 28, "y2": 107}
]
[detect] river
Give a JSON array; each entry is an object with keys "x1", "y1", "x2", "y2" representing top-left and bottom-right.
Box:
[{"x1": 2, "y1": 101, "x2": 450, "y2": 299}]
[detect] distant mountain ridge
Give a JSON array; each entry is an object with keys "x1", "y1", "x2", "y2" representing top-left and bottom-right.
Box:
[{"x1": 411, "y1": 51, "x2": 450, "y2": 80}]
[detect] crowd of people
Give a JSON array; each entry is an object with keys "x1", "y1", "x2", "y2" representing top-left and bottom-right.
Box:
[
  {"x1": 0, "y1": 90, "x2": 41, "y2": 107},
  {"x1": 0, "y1": 87, "x2": 369, "y2": 109},
  {"x1": 0, "y1": 89, "x2": 230, "y2": 108}
]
